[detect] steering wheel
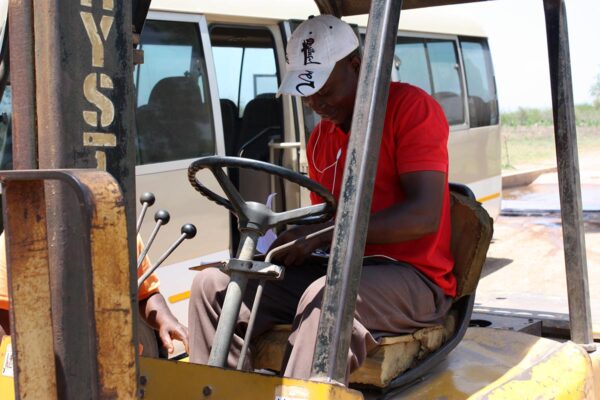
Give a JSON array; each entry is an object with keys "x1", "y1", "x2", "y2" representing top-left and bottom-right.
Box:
[{"x1": 188, "y1": 156, "x2": 336, "y2": 230}]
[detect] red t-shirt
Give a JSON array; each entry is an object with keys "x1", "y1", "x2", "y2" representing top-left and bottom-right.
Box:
[{"x1": 307, "y1": 82, "x2": 456, "y2": 297}]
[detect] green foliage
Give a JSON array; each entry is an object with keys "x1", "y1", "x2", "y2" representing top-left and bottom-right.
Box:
[
  {"x1": 592, "y1": 73, "x2": 600, "y2": 108},
  {"x1": 500, "y1": 124, "x2": 600, "y2": 170},
  {"x1": 500, "y1": 104, "x2": 600, "y2": 127}
]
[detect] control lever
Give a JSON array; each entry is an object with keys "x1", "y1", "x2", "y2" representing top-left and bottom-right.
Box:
[
  {"x1": 136, "y1": 192, "x2": 156, "y2": 233},
  {"x1": 137, "y1": 210, "x2": 170, "y2": 270},
  {"x1": 237, "y1": 225, "x2": 335, "y2": 369},
  {"x1": 137, "y1": 223, "x2": 197, "y2": 288}
]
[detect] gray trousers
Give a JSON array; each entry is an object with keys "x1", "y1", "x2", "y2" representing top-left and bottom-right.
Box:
[{"x1": 188, "y1": 261, "x2": 452, "y2": 381}]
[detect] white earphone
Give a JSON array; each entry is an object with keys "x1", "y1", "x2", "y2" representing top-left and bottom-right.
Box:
[{"x1": 312, "y1": 124, "x2": 343, "y2": 191}]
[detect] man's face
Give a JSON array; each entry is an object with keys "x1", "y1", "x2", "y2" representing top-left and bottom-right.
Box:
[{"x1": 302, "y1": 55, "x2": 361, "y2": 130}]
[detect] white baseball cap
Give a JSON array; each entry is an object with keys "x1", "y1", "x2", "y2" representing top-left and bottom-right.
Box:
[{"x1": 277, "y1": 15, "x2": 359, "y2": 97}]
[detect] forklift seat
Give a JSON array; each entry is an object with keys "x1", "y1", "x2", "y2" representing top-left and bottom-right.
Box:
[{"x1": 251, "y1": 183, "x2": 493, "y2": 389}]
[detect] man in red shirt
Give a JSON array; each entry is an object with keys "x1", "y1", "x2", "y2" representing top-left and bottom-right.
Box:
[{"x1": 188, "y1": 15, "x2": 453, "y2": 380}]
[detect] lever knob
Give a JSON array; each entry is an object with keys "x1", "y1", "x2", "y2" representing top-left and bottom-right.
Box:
[
  {"x1": 139, "y1": 192, "x2": 156, "y2": 206},
  {"x1": 154, "y1": 210, "x2": 170, "y2": 224},
  {"x1": 181, "y1": 223, "x2": 197, "y2": 239}
]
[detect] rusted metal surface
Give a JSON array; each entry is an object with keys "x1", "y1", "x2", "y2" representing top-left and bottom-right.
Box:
[
  {"x1": 8, "y1": 0, "x2": 37, "y2": 169},
  {"x1": 3, "y1": 180, "x2": 57, "y2": 400},
  {"x1": 310, "y1": 0, "x2": 403, "y2": 383},
  {"x1": 24, "y1": 1, "x2": 138, "y2": 397},
  {"x1": 81, "y1": 171, "x2": 137, "y2": 398},
  {"x1": 543, "y1": 0, "x2": 594, "y2": 349},
  {"x1": 0, "y1": 169, "x2": 137, "y2": 399}
]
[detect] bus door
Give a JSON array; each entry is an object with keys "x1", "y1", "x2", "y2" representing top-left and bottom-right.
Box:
[
  {"x1": 134, "y1": 12, "x2": 230, "y2": 325},
  {"x1": 208, "y1": 21, "x2": 300, "y2": 238},
  {"x1": 458, "y1": 36, "x2": 501, "y2": 215}
]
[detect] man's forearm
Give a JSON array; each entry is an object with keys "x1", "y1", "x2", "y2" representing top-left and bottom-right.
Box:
[
  {"x1": 139, "y1": 292, "x2": 178, "y2": 329},
  {"x1": 366, "y1": 202, "x2": 440, "y2": 244}
]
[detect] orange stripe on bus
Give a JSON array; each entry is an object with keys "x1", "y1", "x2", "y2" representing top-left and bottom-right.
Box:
[
  {"x1": 168, "y1": 291, "x2": 191, "y2": 304},
  {"x1": 477, "y1": 192, "x2": 501, "y2": 203}
]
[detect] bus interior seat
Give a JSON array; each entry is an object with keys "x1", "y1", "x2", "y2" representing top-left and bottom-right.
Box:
[
  {"x1": 251, "y1": 183, "x2": 493, "y2": 390},
  {"x1": 237, "y1": 94, "x2": 282, "y2": 161},
  {"x1": 433, "y1": 91, "x2": 464, "y2": 126},
  {"x1": 136, "y1": 76, "x2": 213, "y2": 164},
  {"x1": 467, "y1": 95, "x2": 491, "y2": 128},
  {"x1": 219, "y1": 98, "x2": 240, "y2": 156}
]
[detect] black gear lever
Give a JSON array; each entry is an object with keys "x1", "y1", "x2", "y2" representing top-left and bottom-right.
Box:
[
  {"x1": 137, "y1": 223, "x2": 197, "y2": 288},
  {"x1": 136, "y1": 192, "x2": 156, "y2": 233},
  {"x1": 137, "y1": 209, "x2": 170, "y2": 270}
]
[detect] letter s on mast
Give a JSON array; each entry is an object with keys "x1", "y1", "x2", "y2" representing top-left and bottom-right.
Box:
[{"x1": 83, "y1": 73, "x2": 115, "y2": 128}]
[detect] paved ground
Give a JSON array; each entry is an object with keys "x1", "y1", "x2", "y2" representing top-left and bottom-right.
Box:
[{"x1": 475, "y1": 151, "x2": 600, "y2": 331}]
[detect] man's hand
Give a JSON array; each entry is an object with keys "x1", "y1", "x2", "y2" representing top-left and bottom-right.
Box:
[
  {"x1": 157, "y1": 317, "x2": 189, "y2": 354},
  {"x1": 268, "y1": 222, "x2": 333, "y2": 267},
  {"x1": 140, "y1": 293, "x2": 190, "y2": 354}
]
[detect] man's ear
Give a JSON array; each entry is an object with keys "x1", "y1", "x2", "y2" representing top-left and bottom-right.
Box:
[{"x1": 350, "y1": 55, "x2": 361, "y2": 74}]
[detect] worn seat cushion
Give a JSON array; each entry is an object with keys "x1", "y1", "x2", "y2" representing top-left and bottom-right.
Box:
[{"x1": 252, "y1": 311, "x2": 456, "y2": 387}]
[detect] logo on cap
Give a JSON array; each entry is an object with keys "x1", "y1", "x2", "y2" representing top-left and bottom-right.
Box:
[
  {"x1": 301, "y1": 38, "x2": 321, "y2": 66},
  {"x1": 295, "y1": 70, "x2": 315, "y2": 95}
]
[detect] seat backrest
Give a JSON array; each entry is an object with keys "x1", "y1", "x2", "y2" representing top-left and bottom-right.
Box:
[
  {"x1": 385, "y1": 183, "x2": 493, "y2": 390},
  {"x1": 433, "y1": 91, "x2": 464, "y2": 126},
  {"x1": 136, "y1": 76, "x2": 213, "y2": 164},
  {"x1": 237, "y1": 94, "x2": 282, "y2": 161},
  {"x1": 449, "y1": 184, "x2": 494, "y2": 298},
  {"x1": 219, "y1": 99, "x2": 240, "y2": 156},
  {"x1": 467, "y1": 95, "x2": 492, "y2": 128}
]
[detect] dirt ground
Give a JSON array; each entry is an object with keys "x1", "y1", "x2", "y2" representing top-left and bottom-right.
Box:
[{"x1": 476, "y1": 150, "x2": 600, "y2": 330}]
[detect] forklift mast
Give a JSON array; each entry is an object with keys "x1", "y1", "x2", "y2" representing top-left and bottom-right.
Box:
[{"x1": 7, "y1": 1, "x2": 150, "y2": 398}]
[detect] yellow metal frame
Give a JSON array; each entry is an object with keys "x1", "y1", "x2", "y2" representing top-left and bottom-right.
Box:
[
  {"x1": 139, "y1": 357, "x2": 363, "y2": 400},
  {"x1": 0, "y1": 337, "x2": 14, "y2": 400},
  {"x1": 0, "y1": 170, "x2": 137, "y2": 399}
]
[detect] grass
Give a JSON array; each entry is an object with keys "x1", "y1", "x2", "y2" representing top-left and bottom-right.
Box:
[
  {"x1": 501, "y1": 104, "x2": 600, "y2": 128},
  {"x1": 502, "y1": 129, "x2": 600, "y2": 169},
  {"x1": 500, "y1": 105, "x2": 600, "y2": 170}
]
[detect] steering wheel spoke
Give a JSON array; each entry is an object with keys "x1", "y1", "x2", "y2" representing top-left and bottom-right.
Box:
[
  {"x1": 273, "y1": 203, "x2": 331, "y2": 226},
  {"x1": 212, "y1": 166, "x2": 246, "y2": 215}
]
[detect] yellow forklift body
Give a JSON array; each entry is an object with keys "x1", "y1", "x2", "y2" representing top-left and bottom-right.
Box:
[
  {"x1": 139, "y1": 356, "x2": 363, "y2": 400},
  {"x1": 1, "y1": 322, "x2": 599, "y2": 399},
  {"x1": 0, "y1": 336, "x2": 14, "y2": 400},
  {"x1": 401, "y1": 327, "x2": 599, "y2": 400}
]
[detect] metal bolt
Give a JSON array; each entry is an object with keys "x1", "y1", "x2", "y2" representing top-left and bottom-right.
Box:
[
  {"x1": 140, "y1": 375, "x2": 148, "y2": 386},
  {"x1": 202, "y1": 386, "x2": 213, "y2": 396},
  {"x1": 139, "y1": 388, "x2": 145, "y2": 398}
]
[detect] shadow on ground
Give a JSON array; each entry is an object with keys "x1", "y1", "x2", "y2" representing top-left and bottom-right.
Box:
[{"x1": 481, "y1": 257, "x2": 513, "y2": 278}]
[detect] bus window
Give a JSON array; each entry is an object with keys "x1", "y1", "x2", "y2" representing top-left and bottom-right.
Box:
[
  {"x1": 394, "y1": 37, "x2": 465, "y2": 126},
  {"x1": 210, "y1": 26, "x2": 281, "y2": 161},
  {"x1": 460, "y1": 38, "x2": 499, "y2": 127},
  {"x1": 135, "y1": 20, "x2": 216, "y2": 165},
  {"x1": 427, "y1": 40, "x2": 465, "y2": 126},
  {"x1": 394, "y1": 38, "x2": 432, "y2": 94}
]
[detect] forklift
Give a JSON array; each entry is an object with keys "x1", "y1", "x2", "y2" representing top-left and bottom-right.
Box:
[{"x1": 0, "y1": 0, "x2": 598, "y2": 399}]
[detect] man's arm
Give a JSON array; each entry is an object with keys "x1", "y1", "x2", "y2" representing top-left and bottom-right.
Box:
[
  {"x1": 366, "y1": 170, "x2": 446, "y2": 243},
  {"x1": 139, "y1": 292, "x2": 189, "y2": 354},
  {"x1": 269, "y1": 170, "x2": 446, "y2": 266}
]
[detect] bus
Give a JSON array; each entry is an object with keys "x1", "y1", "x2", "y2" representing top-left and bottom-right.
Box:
[
  {"x1": 0, "y1": 0, "x2": 501, "y2": 332},
  {"x1": 127, "y1": 1, "x2": 501, "y2": 330}
]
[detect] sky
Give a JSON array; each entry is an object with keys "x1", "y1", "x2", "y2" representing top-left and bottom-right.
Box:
[{"x1": 442, "y1": 0, "x2": 600, "y2": 111}]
